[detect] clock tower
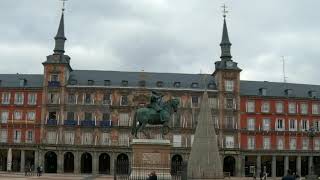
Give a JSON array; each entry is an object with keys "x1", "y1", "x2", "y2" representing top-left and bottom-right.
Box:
[{"x1": 212, "y1": 8, "x2": 243, "y2": 176}]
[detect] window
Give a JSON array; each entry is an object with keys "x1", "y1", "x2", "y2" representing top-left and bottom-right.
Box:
[
  {"x1": 225, "y1": 116, "x2": 234, "y2": 129},
  {"x1": 139, "y1": 80, "x2": 146, "y2": 87},
  {"x1": 156, "y1": 81, "x2": 163, "y2": 87},
  {"x1": 47, "y1": 131, "x2": 56, "y2": 144},
  {"x1": 300, "y1": 103, "x2": 308, "y2": 114},
  {"x1": 70, "y1": 79, "x2": 77, "y2": 85},
  {"x1": 277, "y1": 137, "x2": 284, "y2": 150},
  {"x1": 27, "y1": 93, "x2": 37, "y2": 105},
  {"x1": 65, "y1": 131, "x2": 75, "y2": 145},
  {"x1": 191, "y1": 96, "x2": 199, "y2": 108},
  {"x1": 0, "y1": 129, "x2": 7, "y2": 143},
  {"x1": 1, "y1": 111, "x2": 9, "y2": 123},
  {"x1": 88, "y1": 80, "x2": 94, "y2": 85},
  {"x1": 246, "y1": 101, "x2": 255, "y2": 113},
  {"x1": 289, "y1": 138, "x2": 296, "y2": 150},
  {"x1": 1, "y1": 92, "x2": 10, "y2": 104},
  {"x1": 14, "y1": 111, "x2": 22, "y2": 120},
  {"x1": 19, "y1": 79, "x2": 26, "y2": 87},
  {"x1": 104, "y1": 80, "x2": 111, "y2": 86},
  {"x1": 173, "y1": 135, "x2": 182, "y2": 147},
  {"x1": 312, "y1": 103, "x2": 320, "y2": 115},
  {"x1": 276, "y1": 119, "x2": 285, "y2": 131},
  {"x1": 50, "y1": 74, "x2": 59, "y2": 81},
  {"x1": 301, "y1": 119, "x2": 309, "y2": 131},
  {"x1": 27, "y1": 111, "x2": 35, "y2": 121},
  {"x1": 208, "y1": 97, "x2": 218, "y2": 108},
  {"x1": 314, "y1": 120, "x2": 320, "y2": 131},
  {"x1": 119, "y1": 113, "x2": 129, "y2": 126},
  {"x1": 263, "y1": 137, "x2": 271, "y2": 150},
  {"x1": 48, "y1": 112, "x2": 57, "y2": 120},
  {"x1": 302, "y1": 138, "x2": 309, "y2": 150},
  {"x1": 262, "y1": 118, "x2": 270, "y2": 131},
  {"x1": 225, "y1": 80, "x2": 234, "y2": 92},
  {"x1": 118, "y1": 132, "x2": 129, "y2": 146},
  {"x1": 247, "y1": 136, "x2": 255, "y2": 150},
  {"x1": 289, "y1": 119, "x2": 297, "y2": 131},
  {"x1": 84, "y1": 112, "x2": 93, "y2": 121},
  {"x1": 225, "y1": 98, "x2": 234, "y2": 109},
  {"x1": 276, "y1": 102, "x2": 284, "y2": 113},
  {"x1": 26, "y1": 130, "x2": 33, "y2": 143},
  {"x1": 121, "y1": 80, "x2": 128, "y2": 87},
  {"x1": 48, "y1": 93, "x2": 59, "y2": 104},
  {"x1": 247, "y1": 118, "x2": 255, "y2": 131},
  {"x1": 315, "y1": 139, "x2": 320, "y2": 150},
  {"x1": 82, "y1": 132, "x2": 92, "y2": 145},
  {"x1": 13, "y1": 130, "x2": 21, "y2": 143},
  {"x1": 260, "y1": 88, "x2": 267, "y2": 96},
  {"x1": 225, "y1": 136, "x2": 234, "y2": 148},
  {"x1": 288, "y1": 102, "x2": 296, "y2": 114},
  {"x1": 191, "y1": 83, "x2": 199, "y2": 88},
  {"x1": 261, "y1": 102, "x2": 270, "y2": 113},
  {"x1": 85, "y1": 93, "x2": 92, "y2": 104},
  {"x1": 103, "y1": 94, "x2": 112, "y2": 105},
  {"x1": 14, "y1": 93, "x2": 24, "y2": 105},
  {"x1": 190, "y1": 135, "x2": 194, "y2": 147},
  {"x1": 68, "y1": 94, "x2": 76, "y2": 104},
  {"x1": 120, "y1": 96, "x2": 128, "y2": 106},
  {"x1": 67, "y1": 112, "x2": 75, "y2": 120},
  {"x1": 101, "y1": 133, "x2": 111, "y2": 145},
  {"x1": 102, "y1": 113, "x2": 110, "y2": 120},
  {"x1": 174, "y1": 82, "x2": 181, "y2": 88}
]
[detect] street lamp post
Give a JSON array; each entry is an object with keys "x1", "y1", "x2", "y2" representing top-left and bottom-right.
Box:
[{"x1": 306, "y1": 126, "x2": 317, "y2": 180}]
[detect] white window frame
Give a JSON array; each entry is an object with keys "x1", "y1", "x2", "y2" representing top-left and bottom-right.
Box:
[
  {"x1": 246, "y1": 100, "x2": 255, "y2": 113},
  {"x1": 276, "y1": 101, "x2": 284, "y2": 113},
  {"x1": 277, "y1": 137, "x2": 284, "y2": 150},
  {"x1": 208, "y1": 97, "x2": 218, "y2": 108},
  {"x1": 27, "y1": 93, "x2": 37, "y2": 105},
  {"x1": 225, "y1": 136, "x2": 234, "y2": 149},
  {"x1": 289, "y1": 138, "x2": 296, "y2": 150},
  {"x1": 14, "y1": 111, "x2": 22, "y2": 121},
  {"x1": 301, "y1": 119, "x2": 309, "y2": 131},
  {"x1": 13, "y1": 130, "x2": 21, "y2": 143},
  {"x1": 27, "y1": 111, "x2": 36, "y2": 121},
  {"x1": 300, "y1": 103, "x2": 308, "y2": 115},
  {"x1": 262, "y1": 118, "x2": 270, "y2": 131},
  {"x1": 289, "y1": 119, "x2": 297, "y2": 131},
  {"x1": 314, "y1": 138, "x2": 320, "y2": 150},
  {"x1": 47, "y1": 131, "x2": 56, "y2": 144},
  {"x1": 0, "y1": 111, "x2": 9, "y2": 123},
  {"x1": 247, "y1": 136, "x2": 255, "y2": 150},
  {"x1": 101, "y1": 133, "x2": 111, "y2": 145},
  {"x1": 225, "y1": 80, "x2": 234, "y2": 92},
  {"x1": 0, "y1": 129, "x2": 7, "y2": 143},
  {"x1": 263, "y1": 136, "x2": 271, "y2": 150},
  {"x1": 1, "y1": 92, "x2": 10, "y2": 104},
  {"x1": 14, "y1": 92, "x2": 24, "y2": 105},
  {"x1": 276, "y1": 118, "x2": 285, "y2": 131},
  {"x1": 64, "y1": 131, "x2": 75, "y2": 145},
  {"x1": 288, "y1": 102, "x2": 296, "y2": 114},
  {"x1": 119, "y1": 113, "x2": 130, "y2": 126},
  {"x1": 312, "y1": 103, "x2": 320, "y2": 115},
  {"x1": 302, "y1": 138, "x2": 309, "y2": 150},
  {"x1": 261, "y1": 102, "x2": 270, "y2": 113},
  {"x1": 173, "y1": 134, "x2": 182, "y2": 147},
  {"x1": 26, "y1": 130, "x2": 33, "y2": 143},
  {"x1": 81, "y1": 132, "x2": 92, "y2": 145},
  {"x1": 247, "y1": 118, "x2": 255, "y2": 131}
]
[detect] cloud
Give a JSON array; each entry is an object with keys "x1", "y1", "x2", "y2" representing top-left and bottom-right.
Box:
[{"x1": 1, "y1": 0, "x2": 320, "y2": 85}]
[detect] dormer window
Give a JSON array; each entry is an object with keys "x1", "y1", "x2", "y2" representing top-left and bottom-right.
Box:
[
  {"x1": 19, "y1": 79, "x2": 27, "y2": 87},
  {"x1": 156, "y1": 81, "x2": 163, "y2": 87},
  {"x1": 70, "y1": 79, "x2": 77, "y2": 85},
  {"x1": 259, "y1": 88, "x2": 267, "y2": 96},
  {"x1": 191, "y1": 83, "x2": 199, "y2": 88},
  {"x1": 285, "y1": 89, "x2": 293, "y2": 96},
  {"x1": 88, "y1": 80, "x2": 94, "y2": 86},
  {"x1": 207, "y1": 83, "x2": 215, "y2": 89},
  {"x1": 174, "y1": 82, "x2": 181, "y2": 88},
  {"x1": 121, "y1": 80, "x2": 128, "y2": 87},
  {"x1": 104, "y1": 80, "x2": 111, "y2": 86},
  {"x1": 139, "y1": 80, "x2": 146, "y2": 87},
  {"x1": 308, "y1": 90, "x2": 317, "y2": 98}
]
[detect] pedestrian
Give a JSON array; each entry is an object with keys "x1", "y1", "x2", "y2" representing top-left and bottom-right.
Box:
[
  {"x1": 282, "y1": 169, "x2": 295, "y2": 180},
  {"x1": 260, "y1": 171, "x2": 263, "y2": 180},
  {"x1": 147, "y1": 171, "x2": 157, "y2": 180},
  {"x1": 24, "y1": 166, "x2": 28, "y2": 176},
  {"x1": 40, "y1": 165, "x2": 43, "y2": 176},
  {"x1": 37, "y1": 166, "x2": 40, "y2": 176}
]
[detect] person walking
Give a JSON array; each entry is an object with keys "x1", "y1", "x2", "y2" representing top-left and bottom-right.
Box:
[
  {"x1": 147, "y1": 171, "x2": 157, "y2": 180},
  {"x1": 282, "y1": 169, "x2": 295, "y2": 180},
  {"x1": 36, "y1": 166, "x2": 40, "y2": 176}
]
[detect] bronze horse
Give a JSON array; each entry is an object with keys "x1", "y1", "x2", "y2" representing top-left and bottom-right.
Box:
[{"x1": 131, "y1": 98, "x2": 179, "y2": 138}]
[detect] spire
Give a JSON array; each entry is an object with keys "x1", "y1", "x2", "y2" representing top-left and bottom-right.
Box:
[
  {"x1": 220, "y1": 5, "x2": 232, "y2": 60},
  {"x1": 53, "y1": 11, "x2": 66, "y2": 54}
]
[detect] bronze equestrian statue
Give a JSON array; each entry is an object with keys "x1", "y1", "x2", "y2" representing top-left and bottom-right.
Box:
[{"x1": 131, "y1": 91, "x2": 179, "y2": 138}]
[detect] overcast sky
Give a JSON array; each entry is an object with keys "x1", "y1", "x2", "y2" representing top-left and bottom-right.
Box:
[{"x1": 1, "y1": 0, "x2": 320, "y2": 84}]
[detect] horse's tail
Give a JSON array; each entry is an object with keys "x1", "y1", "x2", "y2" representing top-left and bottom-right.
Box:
[{"x1": 131, "y1": 111, "x2": 137, "y2": 135}]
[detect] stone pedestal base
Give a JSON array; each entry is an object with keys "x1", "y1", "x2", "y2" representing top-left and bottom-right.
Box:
[
  {"x1": 130, "y1": 139, "x2": 172, "y2": 180},
  {"x1": 306, "y1": 174, "x2": 318, "y2": 180}
]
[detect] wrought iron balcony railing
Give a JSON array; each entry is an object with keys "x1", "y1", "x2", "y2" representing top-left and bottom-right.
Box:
[
  {"x1": 100, "y1": 120, "x2": 112, "y2": 128},
  {"x1": 48, "y1": 81, "x2": 60, "y2": 87},
  {"x1": 64, "y1": 120, "x2": 77, "y2": 126},
  {"x1": 47, "y1": 119, "x2": 57, "y2": 126},
  {"x1": 81, "y1": 120, "x2": 95, "y2": 127}
]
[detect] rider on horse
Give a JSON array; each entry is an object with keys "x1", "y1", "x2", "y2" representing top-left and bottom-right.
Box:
[{"x1": 147, "y1": 90, "x2": 165, "y2": 122}]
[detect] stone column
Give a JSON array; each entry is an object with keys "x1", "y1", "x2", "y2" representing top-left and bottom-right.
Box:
[
  {"x1": 284, "y1": 156, "x2": 289, "y2": 176},
  {"x1": 20, "y1": 150, "x2": 25, "y2": 172},
  {"x1": 57, "y1": 151, "x2": 64, "y2": 173},
  {"x1": 272, "y1": 156, "x2": 276, "y2": 178},
  {"x1": 308, "y1": 156, "x2": 313, "y2": 174},
  {"x1": 110, "y1": 153, "x2": 115, "y2": 175},
  {"x1": 34, "y1": 150, "x2": 39, "y2": 171},
  {"x1": 92, "y1": 152, "x2": 98, "y2": 174},
  {"x1": 7, "y1": 148, "x2": 12, "y2": 171},
  {"x1": 74, "y1": 151, "x2": 80, "y2": 174},
  {"x1": 256, "y1": 155, "x2": 261, "y2": 176},
  {"x1": 296, "y1": 156, "x2": 301, "y2": 176}
]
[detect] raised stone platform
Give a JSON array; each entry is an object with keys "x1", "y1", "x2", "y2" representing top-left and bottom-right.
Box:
[{"x1": 130, "y1": 139, "x2": 171, "y2": 180}]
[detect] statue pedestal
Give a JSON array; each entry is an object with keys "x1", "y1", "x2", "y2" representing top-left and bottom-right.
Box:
[{"x1": 130, "y1": 139, "x2": 172, "y2": 180}]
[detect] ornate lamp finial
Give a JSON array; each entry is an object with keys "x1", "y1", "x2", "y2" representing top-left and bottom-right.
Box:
[
  {"x1": 61, "y1": 0, "x2": 68, "y2": 12},
  {"x1": 221, "y1": 4, "x2": 228, "y2": 18}
]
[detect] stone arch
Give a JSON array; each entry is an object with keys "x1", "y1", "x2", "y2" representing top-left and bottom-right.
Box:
[
  {"x1": 81, "y1": 152, "x2": 92, "y2": 174},
  {"x1": 223, "y1": 156, "x2": 236, "y2": 176},
  {"x1": 64, "y1": 152, "x2": 74, "y2": 173},
  {"x1": 99, "y1": 153, "x2": 110, "y2": 174},
  {"x1": 45, "y1": 151, "x2": 57, "y2": 173},
  {"x1": 171, "y1": 154, "x2": 183, "y2": 175},
  {"x1": 116, "y1": 153, "x2": 129, "y2": 175}
]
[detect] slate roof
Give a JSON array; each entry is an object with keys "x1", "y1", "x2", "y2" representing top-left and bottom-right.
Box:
[
  {"x1": 69, "y1": 70, "x2": 216, "y2": 90},
  {"x1": 240, "y1": 80, "x2": 320, "y2": 98},
  {"x1": 0, "y1": 74, "x2": 43, "y2": 88}
]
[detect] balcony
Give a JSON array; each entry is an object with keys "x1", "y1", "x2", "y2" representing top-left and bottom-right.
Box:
[
  {"x1": 48, "y1": 81, "x2": 60, "y2": 87},
  {"x1": 64, "y1": 120, "x2": 77, "y2": 126},
  {"x1": 81, "y1": 120, "x2": 95, "y2": 127},
  {"x1": 100, "y1": 120, "x2": 112, "y2": 128},
  {"x1": 47, "y1": 119, "x2": 57, "y2": 126}
]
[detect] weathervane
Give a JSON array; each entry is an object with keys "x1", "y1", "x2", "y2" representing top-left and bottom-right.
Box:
[
  {"x1": 61, "y1": 0, "x2": 68, "y2": 12},
  {"x1": 221, "y1": 4, "x2": 228, "y2": 18}
]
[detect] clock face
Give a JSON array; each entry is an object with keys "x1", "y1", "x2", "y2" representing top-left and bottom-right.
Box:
[{"x1": 226, "y1": 61, "x2": 233, "y2": 67}]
